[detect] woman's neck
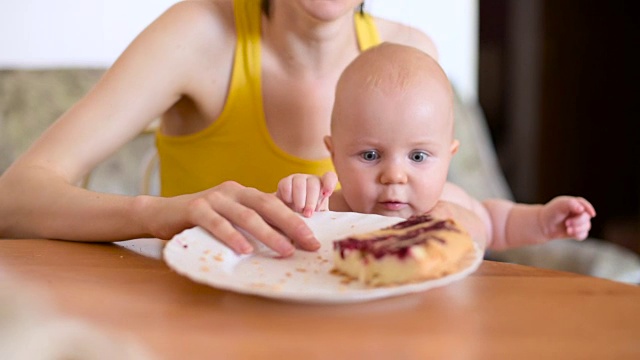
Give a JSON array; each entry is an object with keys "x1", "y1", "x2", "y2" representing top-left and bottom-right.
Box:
[{"x1": 261, "y1": 2, "x2": 359, "y2": 78}]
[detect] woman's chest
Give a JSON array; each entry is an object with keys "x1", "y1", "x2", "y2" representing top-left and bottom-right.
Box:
[{"x1": 261, "y1": 76, "x2": 337, "y2": 159}]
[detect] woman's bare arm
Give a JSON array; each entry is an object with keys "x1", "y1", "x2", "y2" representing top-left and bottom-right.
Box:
[
  {"x1": 0, "y1": 2, "x2": 319, "y2": 255},
  {"x1": 0, "y1": 2, "x2": 219, "y2": 239}
]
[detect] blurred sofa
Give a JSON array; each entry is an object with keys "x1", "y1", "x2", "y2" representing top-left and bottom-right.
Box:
[
  {"x1": 0, "y1": 69, "x2": 155, "y2": 195},
  {"x1": 1, "y1": 68, "x2": 638, "y2": 284}
]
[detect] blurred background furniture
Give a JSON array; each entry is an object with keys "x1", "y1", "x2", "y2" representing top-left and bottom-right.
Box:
[
  {"x1": 0, "y1": 69, "x2": 155, "y2": 195},
  {"x1": 478, "y1": 0, "x2": 639, "y2": 257}
]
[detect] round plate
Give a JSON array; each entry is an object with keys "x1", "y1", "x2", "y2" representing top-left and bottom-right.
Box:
[{"x1": 163, "y1": 211, "x2": 483, "y2": 304}]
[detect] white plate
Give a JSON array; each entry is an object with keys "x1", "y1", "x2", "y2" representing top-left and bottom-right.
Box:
[{"x1": 163, "y1": 211, "x2": 483, "y2": 304}]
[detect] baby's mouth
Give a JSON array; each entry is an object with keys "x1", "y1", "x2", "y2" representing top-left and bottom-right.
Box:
[{"x1": 378, "y1": 201, "x2": 408, "y2": 211}]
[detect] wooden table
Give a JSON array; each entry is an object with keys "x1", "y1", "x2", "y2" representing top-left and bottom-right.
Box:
[{"x1": 1, "y1": 239, "x2": 639, "y2": 359}]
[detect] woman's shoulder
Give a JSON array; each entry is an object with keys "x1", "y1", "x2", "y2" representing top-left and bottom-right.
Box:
[
  {"x1": 117, "y1": 1, "x2": 238, "y2": 121},
  {"x1": 164, "y1": 0, "x2": 235, "y2": 19},
  {"x1": 155, "y1": 0, "x2": 237, "y2": 45},
  {"x1": 372, "y1": 16, "x2": 439, "y2": 60}
]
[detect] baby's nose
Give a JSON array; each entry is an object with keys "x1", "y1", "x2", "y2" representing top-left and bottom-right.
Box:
[{"x1": 379, "y1": 163, "x2": 408, "y2": 185}]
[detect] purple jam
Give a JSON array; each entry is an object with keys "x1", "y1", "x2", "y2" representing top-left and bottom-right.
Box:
[
  {"x1": 334, "y1": 217, "x2": 459, "y2": 260},
  {"x1": 389, "y1": 214, "x2": 433, "y2": 229}
]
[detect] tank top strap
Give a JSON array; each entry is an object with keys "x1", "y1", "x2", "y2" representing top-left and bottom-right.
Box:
[
  {"x1": 355, "y1": 12, "x2": 381, "y2": 51},
  {"x1": 233, "y1": 0, "x2": 262, "y2": 97}
]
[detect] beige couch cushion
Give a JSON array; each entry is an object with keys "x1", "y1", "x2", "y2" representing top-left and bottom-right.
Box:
[{"x1": 0, "y1": 69, "x2": 155, "y2": 195}]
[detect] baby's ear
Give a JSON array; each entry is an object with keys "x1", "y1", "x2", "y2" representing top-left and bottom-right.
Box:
[
  {"x1": 324, "y1": 136, "x2": 335, "y2": 157},
  {"x1": 450, "y1": 139, "x2": 460, "y2": 155}
]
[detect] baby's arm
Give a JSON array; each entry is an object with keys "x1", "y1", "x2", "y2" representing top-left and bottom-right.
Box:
[
  {"x1": 483, "y1": 196, "x2": 596, "y2": 250},
  {"x1": 276, "y1": 172, "x2": 339, "y2": 217}
]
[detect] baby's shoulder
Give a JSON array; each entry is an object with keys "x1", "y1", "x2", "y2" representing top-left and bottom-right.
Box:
[{"x1": 441, "y1": 182, "x2": 474, "y2": 207}]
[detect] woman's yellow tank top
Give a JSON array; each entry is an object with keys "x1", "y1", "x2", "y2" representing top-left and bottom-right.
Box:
[{"x1": 156, "y1": 0, "x2": 381, "y2": 197}]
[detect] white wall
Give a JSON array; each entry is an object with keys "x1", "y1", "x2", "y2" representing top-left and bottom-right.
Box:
[
  {"x1": 0, "y1": 0, "x2": 177, "y2": 68},
  {"x1": 0, "y1": 0, "x2": 478, "y2": 102},
  {"x1": 367, "y1": 0, "x2": 478, "y2": 102}
]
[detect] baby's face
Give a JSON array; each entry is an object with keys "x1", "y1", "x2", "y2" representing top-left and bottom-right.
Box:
[{"x1": 328, "y1": 82, "x2": 456, "y2": 219}]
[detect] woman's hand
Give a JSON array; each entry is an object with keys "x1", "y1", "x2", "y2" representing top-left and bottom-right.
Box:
[
  {"x1": 276, "y1": 172, "x2": 338, "y2": 217},
  {"x1": 145, "y1": 181, "x2": 321, "y2": 257}
]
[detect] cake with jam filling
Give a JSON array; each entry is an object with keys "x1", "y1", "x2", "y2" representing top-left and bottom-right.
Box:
[{"x1": 332, "y1": 214, "x2": 475, "y2": 286}]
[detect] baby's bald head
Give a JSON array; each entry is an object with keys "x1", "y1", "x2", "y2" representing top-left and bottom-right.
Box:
[{"x1": 331, "y1": 42, "x2": 454, "y2": 137}]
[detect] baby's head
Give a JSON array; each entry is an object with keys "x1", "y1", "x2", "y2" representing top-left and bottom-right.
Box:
[{"x1": 325, "y1": 42, "x2": 458, "y2": 218}]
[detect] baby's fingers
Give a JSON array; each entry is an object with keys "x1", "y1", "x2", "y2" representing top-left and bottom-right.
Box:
[
  {"x1": 276, "y1": 176, "x2": 295, "y2": 204},
  {"x1": 303, "y1": 178, "x2": 322, "y2": 217},
  {"x1": 320, "y1": 172, "x2": 338, "y2": 198},
  {"x1": 567, "y1": 224, "x2": 591, "y2": 240},
  {"x1": 291, "y1": 175, "x2": 312, "y2": 214},
  {"x1": 315, "y1": 172, "x2": 338, "y2": 212},
  {"x1": 575, "y1": 197, "x2": 596, "y2": 217},
  {"x1": 565, "y1": 213, "x2": 592, "y2": 240}
]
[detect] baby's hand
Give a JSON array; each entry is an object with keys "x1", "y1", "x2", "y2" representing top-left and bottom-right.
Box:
[
  {"x1": 540, "y1": 196, "x2": 596, "y2": 240},
  {"x1": 276, "y1": 172, "x2": 338, "y2": 217}
]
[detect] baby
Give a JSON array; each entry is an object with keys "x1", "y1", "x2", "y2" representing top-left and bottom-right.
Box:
[{"x1": 276, "y1": 43, "x2": 595, "y2": 250}]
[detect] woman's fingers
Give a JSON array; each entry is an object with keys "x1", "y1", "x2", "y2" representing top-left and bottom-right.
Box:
[
  {"x1": 187, "y1": 195, "x2": 255, "y2": 254},
  {"x1": 189, "y1": 182, "x2": 319, "y2": 257},
  {"x1": 236, "y1": 186, "x2": 320, "y2": 252}
]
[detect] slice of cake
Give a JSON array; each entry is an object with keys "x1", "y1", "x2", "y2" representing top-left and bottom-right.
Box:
[{"x1": 332, "y1": 214, "x2": 475, "y2": 286}]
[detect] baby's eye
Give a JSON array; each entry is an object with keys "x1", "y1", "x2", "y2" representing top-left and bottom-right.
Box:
[
  {"x1": 360, "y1": 150, "x2": 380, "y2": 162},
  {"x1": 409, "y1": 151, "x2": 428, "y2": 162}
]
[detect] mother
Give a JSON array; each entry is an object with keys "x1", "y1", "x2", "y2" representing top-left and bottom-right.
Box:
[{"x1": 0, "y1": 0, "x2": 442, "y2": 255}]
